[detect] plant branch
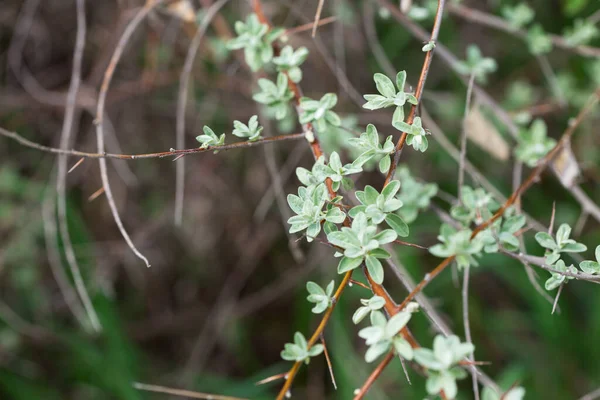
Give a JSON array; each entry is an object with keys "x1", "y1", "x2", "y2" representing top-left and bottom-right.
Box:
[
  {"x1": 174, "y1": 0, "x2": 231, "y2": 226},
  {"x1": 382, "y1": 0, "x2": 447, "y2": 186},
  {"x1": 133, "y1": 382, "x2": 247, "y2": 400},
  {"x1": 275, "y1": 270, "x2": 353, "y2": 400},
  {"x1": 397, "y1": 89, "x2": 600, "y2": 311},
  {"x1": 0, "y1": 127, "x2": 304, "y2": 159},
  {"x1": 352, "y1": 350, "x2": 395, "y2": 400},
  {"x1": 447, "y1": 3, "x2": 600, "y2": 58}
]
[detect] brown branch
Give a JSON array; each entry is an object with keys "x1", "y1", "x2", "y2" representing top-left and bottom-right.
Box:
[
  {"x1": 352, "y1": 350, "x2": 395, "y2": 400},
  {"x1": 271, "y1": 0, "x2": 446, "y2": 395},
  {"x1": 382, "y1": 0, "x2": 447, "y2": 186},
  {"x1": 0, "y1": 127, "x2": 304, "y2": 159},
  {"x1": 251, "y1": 0, "x2": 335, "y2": 198},
  {"x1": 275, "y1": 270, "x2": 353, "y2": 400},
  {"x1": 396, "y1": 89, "x2": 600, "y2": 312}
]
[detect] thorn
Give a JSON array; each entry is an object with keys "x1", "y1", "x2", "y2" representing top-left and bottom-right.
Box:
[
  {"x1": 88, "y1": 187, "x2": 105, "y2": 202},
  {"x1": 68, "y1": 157, "x2": 85, "y2": 173},
  {"x1": 255, "y1": 372, "x2": 287, "y2": 385}
]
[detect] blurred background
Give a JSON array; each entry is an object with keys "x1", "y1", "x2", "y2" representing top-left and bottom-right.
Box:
[{"x1": 1, "y1": 0, "x2": 600, "y2": 398}]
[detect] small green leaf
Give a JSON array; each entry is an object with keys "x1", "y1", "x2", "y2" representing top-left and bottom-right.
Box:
[
  {"x1": 338, "y1": 256, "x2": 363, "y2": 273},
  {"x1": 365, "y1": 255, "x2": 384, "y2": 284},
  {"x1": 385, "y1": 213, "x2": 409, "y2": 237}
]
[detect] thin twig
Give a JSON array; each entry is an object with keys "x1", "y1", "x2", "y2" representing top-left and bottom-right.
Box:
[
  {"x1": 377, "y1": 0, "x2": 520, "y2": 139},
  {"x1": 363, "y1": 0, "x2": 396, "y2": 77},
  {"x1": 312, "y1": 0, "x2": 326, "y2": 37},
  {"x1": 552, "y1": 283, "x2": 564, "y2": 315},
  {"x1": 462, "y1": 265, "x2": 480, "y2": 400},
  {"x1": 320, "y1": 334, "x2": 337, "y2": 389},
  {"x1": 94, "y1": 1, "x2": 164, "y2": 268},
  {"x1": 458, "y1": 71, "x2": 476, "y2": 198},
  {"x1": 536, "y1": 54, "x2": 567, "y2": 107},
  {"x1": 0, "y1": 126, "x2": 304, "y2": 159},
  {"x1": 285, "y1": 16, "x2": 337, "y2": 36},
  {"x1": 255, "y1": 373, "x2": 287, "y2": 386},
  {"x1": 447, "y1": 3, "x2": 600, "y2": 58},
  {"x1": 579, "y1": 386, "x2": 600, "y2": 400},
  {"x1": 504, "y1": 252, "x2": 600, "y2": 283},
  {"x1": 133, "y1": 382, "x2": 247, "y2": 400},
  {"x1": 383, "y1": 0, "x2": 447, "y2": 186},
  {"x1": 349, "y1": 279, "x2": 371, "y2": 290},
  {"x1": 55, "y1": 0, "x2": 101, "y2": 332},
  {"x1": 352, "y1": 350, "x2": 395, "y2": 400},
  {"x1": 570, "y1": 185, "x2": 600, "y2": 224},
  {"x1": 42, "y1": 183, "x2": 89, "y2": 329},
  {"x1": 174, "y1": 0, "x2": 231, "y2": 226},
  {"x1": 275, "y1": 271, "x2": 353, "y2": 400}
]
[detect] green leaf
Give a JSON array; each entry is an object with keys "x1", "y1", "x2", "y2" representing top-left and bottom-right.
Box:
[
  {"x1": 385, "y1": 311, "x2": 411, "y2": 337},
  {"x1": 365, "y1": 341, "x2": 391, "y2": 362},
  {"x1": 306, "y1": 281, "x2": 325, "y2": 296},
  {"x1": 338, "y1": 256, "x2": 363, "y2": 273},
  {"x1": 373, "y1": 73, "x2": 396, "y2": 98},
  {"x1": 352, "y1": 306, "x2": 371, "y2": 324},
  {"x1": 580, "y1": 261, "x2": 600, "y2": 275},
  {"x1": 373, "y1": 229, "x2": 397, "y2": 244},
  {"x1": 535, "y1": 232, "x2": 557, "y2": 250},
  {"x1": 365, "y1": 255, "x2": 384, "y2": 284},
  {"x1": 379, "y1": 156, "x2": 391, "y2": 174},
  {"x1": 385, "y1": 213, "x2": 409, "y2": 237},
  {"x1": 414, "y1": 348, "x2": 443, "y2": 370}
]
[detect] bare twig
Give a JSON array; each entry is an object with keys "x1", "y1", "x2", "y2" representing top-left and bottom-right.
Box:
[
  {"x1": 363, "y1": 0, "x2": 396, "y2": 77},
  {"x1": 0, "y1": 126, "x2": 304, "y2": 159},
  {"x1": 0, "y1": 301, "x2": 50, "y2": 341},
  {"x1": 94, "y1": 1, "x2": 164, "y2": 268},
  {"x1": 579, "y1": 387, "x2": 600, "y2": 400},
  {"x1": 256, "y1": 372, "x2": 287, "y2": 386},
  {"x1": 285, "y1": 16, "x2": 337, "y2": 36},
  {"x1": 503, "y1": 252, "x2": 600, "y2": 283},
  {"x1": 174, "y1": 0, "x2": 231, "y2": 226},
  {"x1": 447, "y1": 3, "x2": 600, "y2": 58},
  {"x1": 312, "y1": 0, "x2": 326, "y2": 37},
  {"x1": 55, "y1": 0, "x2": 101, "y2": 332},
  {"x1": 352, "y1": 350, "x2": 395, "y2": 400},
  {"x1": 42, "y1": 184, "x2": 89, "y2": 329},
  {"x1": 458, "y1": 72, "x2": 476, "y2": 197},
  {"x1": 552, "y1": 283, "x2": 564, "y2": 315},
  {"x1": 320, "y1": 335, "x2": 337, "y2": 390},
  {"x1": 133, "y1": 382, "x2": 247, "y2": 400},
  {"x1": 275, "y1": 270, "x2": 353, "y2": 400},
  {"x1": 462, "y1": 265, "x2": 479, "y2": 400},
  {"x1": 570, "y1": 185, "x2": 600, "y2": 224}
]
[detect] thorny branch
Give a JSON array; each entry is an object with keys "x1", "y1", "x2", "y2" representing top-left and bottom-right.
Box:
[
  {"x1": 0, "y1": 127, "x2": 305, "y2": 160},
  {"x1": 397, "y1": 89, "x2": 600, "y2": 312},
  {"x1": 383, "y1": 0, "x2": 447, "y2": 186}
]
